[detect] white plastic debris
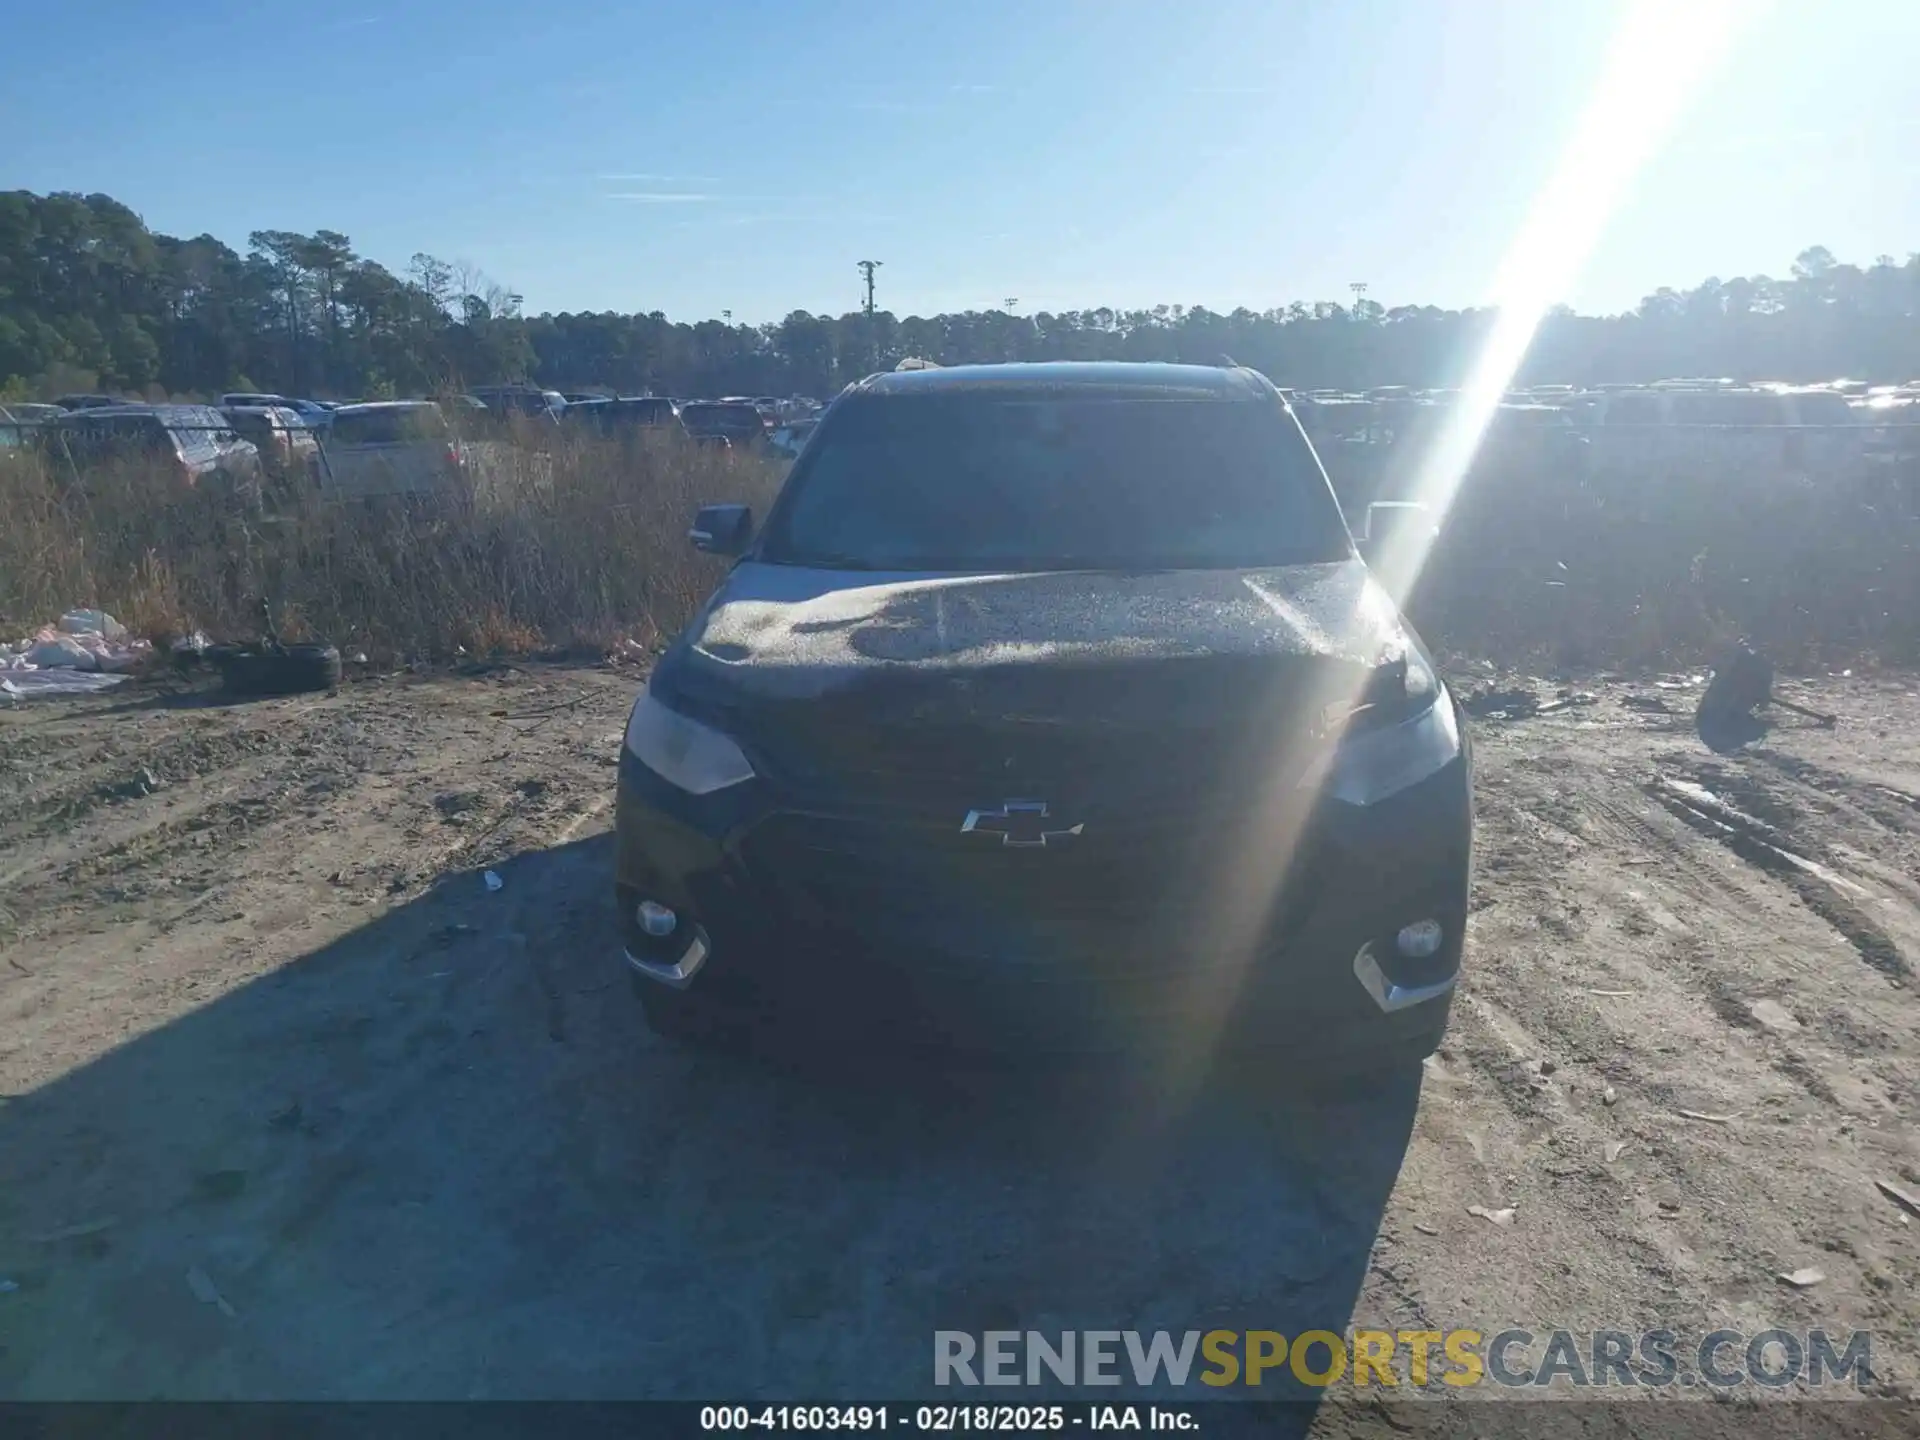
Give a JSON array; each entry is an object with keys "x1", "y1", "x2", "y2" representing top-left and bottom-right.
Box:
[
  {"x1": 61, "y1": 609, "x2": 126, "y2": 641},
  {"x1": 2, "y1": 608, "x2": 151, "y2": 697},
  {"x1": 27, "y1": 634, "x2": 100, "y2": 670},
  {"x1": 186, "y1": 1265, "x2": 237, "y2": 1316},
  {"x1": 0, "y1": 1278, "x2": 18, "y2": 1294},
  {"x1": 484, "y1": 870, "x2": 504, "y2": 893},
  {"x1": 3, "y1": 671, "x2": 129, "y2": 699}
]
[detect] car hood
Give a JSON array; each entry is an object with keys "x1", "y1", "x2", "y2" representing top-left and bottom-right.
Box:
[{"x1": 663, "y1": 560, "x2": 1415, "y2": 706}]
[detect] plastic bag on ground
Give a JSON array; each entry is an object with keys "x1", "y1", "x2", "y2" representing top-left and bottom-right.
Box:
[
  {"x1": 2, "y1": 608, "x2": 152, "y2": 691},
  {"x1": 2, "y1": 671, "x2": 129, "y2": 699},
  {"x1": 60, "y1": 609, "x2": 128, "y2": 642}
]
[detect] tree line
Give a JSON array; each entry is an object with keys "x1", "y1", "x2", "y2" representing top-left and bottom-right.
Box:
[{"x1": 4, "y1": 189, "x2": 1918, "y2": 403}]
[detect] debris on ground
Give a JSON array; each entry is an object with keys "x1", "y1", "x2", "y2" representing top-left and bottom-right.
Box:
[
  {"x1": 1, "y1": 609, "x2": 151, "y2": 698},
  {"x1": 1778, "y1": 1267, "x2": 1826, "y2": 1289},
  {"x1": 1412, "y1": 1223, "x2": 1440, "y2": 1236},
  {"x1": 1602, "y1": 1085, "x2": 1619, "y2": 1106},
  {"x1": 1461, "y1": 683, "x2": 1600, "y2": 721},
  {"x1": 1605, "y1": 1141, "x2": 1627, "y2": 1163},
  {"x1": 1876, "y1": 1179, "x2": 1920, "y2": 1218},
  {"x1": 186, "y1": 1265, "x2": 237, "y2": 1317},
  {"x1": 1463, "y1": 686, "x2": 1539, "y2": 719},
  {"x1": 1467, "y1": 1205, "x2": 1517, "y2": 1227},
  {"x1": 1622, "y1": 695, "x2": 1673, "y2": 714},
  {"x1": 102, "y1": 768, "x2": 162, "y2": 801},
  {"x1": 1677, "y1": 1109, "x2": 1735, "y2": 1125},
  {"x1": 1698, "y1": 641, "x2": 1839, "y2": 752},
  {"x1": 31, "y1": 1217, "x2": 118, "y2": 1245},
  {"x1": 1533, "y1": 691, "x2": 1599, "y2": 716},
  {"x1": 167, "y1": 632, "x2": 212, "y2": 669}
]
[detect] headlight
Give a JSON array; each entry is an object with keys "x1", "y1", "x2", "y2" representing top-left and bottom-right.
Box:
[
  {"x1": 623, "y1": 687, "x2": 755, "y2": 795},
  {"x1": 1321, "y1": 688, "x2": 1460, "y2": 805}
]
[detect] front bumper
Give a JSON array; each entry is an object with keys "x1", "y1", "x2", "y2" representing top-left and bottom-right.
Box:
[{"x1": 613, "y1": 733, "x2": 1472, "y2": 1054}]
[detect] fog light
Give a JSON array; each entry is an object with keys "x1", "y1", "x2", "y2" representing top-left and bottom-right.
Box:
[
  {"x1": 636, "y1": 900, "x2": 678, "y2": 938},
  {"x1": 1396, "y1": 919, "x2": 1444, "y2": 959}
]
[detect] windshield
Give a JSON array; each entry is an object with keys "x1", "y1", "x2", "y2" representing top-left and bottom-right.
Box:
[
  {"x1": 54, "y1": 414, "x2": 176, "y2": 458},
  {"x1": 330, "y1": 407, "x2": 448, "y2": 445},
  {"x1": 680, "y1": 402, "x2": 763, "y2": 437},
  {"x1": 760, "y1": 394, "x2": 1349, "y2": 571},
  {"x1": 608, "y1": 398, "x2": 678, "y2": 424}
]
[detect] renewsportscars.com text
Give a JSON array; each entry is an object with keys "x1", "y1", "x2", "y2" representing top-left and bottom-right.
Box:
[{"x1": 933, "y1": 1328, "x2": 1874, "y2": 1390}]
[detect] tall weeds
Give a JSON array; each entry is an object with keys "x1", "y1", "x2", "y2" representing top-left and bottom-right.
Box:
[
  {"x1": 0, "y1": 431, "x2": 784, "y2": 660},
  {"x1": 2, "y1": 427, "x2": 1914, "y2": 669}
]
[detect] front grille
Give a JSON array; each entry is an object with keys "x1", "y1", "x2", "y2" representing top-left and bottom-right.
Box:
[
  {"x1": 731, "y1": 696, "x2": 1335, "y2": 966},
  {"x1": 742, "y1": 795, "x2": 1321, "y2": 965}
]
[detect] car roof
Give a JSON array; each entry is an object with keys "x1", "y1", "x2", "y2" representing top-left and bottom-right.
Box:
[
  {"x1": 854, "y1": 361, "x2": 1273, "y2": 399},
  {"x1": 56, "y1": 404, "x2": 161, "y2": 419}
]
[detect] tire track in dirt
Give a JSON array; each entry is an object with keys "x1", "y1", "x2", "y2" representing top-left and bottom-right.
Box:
[
  {"x1": 1645, "y1": 776, "x2": 1911, "y2": 983},
  {"x1": 1751, "y1": 752, "x2": 1920, "y2": 834},
  {"x1": 1510, "y1": 752, "x2": 1915, "y2": 1121},
  {"x1": 1444, "y1": 719, "x2": 1920, "y2": 1378}
]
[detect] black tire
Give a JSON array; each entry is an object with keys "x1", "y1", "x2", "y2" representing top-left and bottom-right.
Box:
[
  {"x1": 217, "y1": 642, "x2": 343, "y2": 697},
  {"x1": 630, "y1": 974, "x2": 757, "y2": 1052}
]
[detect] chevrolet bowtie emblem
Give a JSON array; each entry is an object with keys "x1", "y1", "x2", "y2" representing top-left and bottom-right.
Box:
[{"x1": 960, "y1": 800, "x2": 1085, "y2": 848}]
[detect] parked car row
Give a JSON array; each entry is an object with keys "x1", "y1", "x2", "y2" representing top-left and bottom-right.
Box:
[
  {"x1": 1291, "y1": 377, "x2": 1920, "y2": 438},
  {"x1": 34, "y1": 404, "x2": 266, "y2": 493}
]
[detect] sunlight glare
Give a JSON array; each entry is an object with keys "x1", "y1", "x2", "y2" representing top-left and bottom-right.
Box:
[
  {"x1": 1163, "y1": 0, "x2": 1760, "y2": 1096},
  {"x1": 1371, "y1": 0, "x2": 1761, "y2": 598}
]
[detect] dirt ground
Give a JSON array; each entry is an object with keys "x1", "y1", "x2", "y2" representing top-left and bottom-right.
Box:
[{"x1": 2, "y1": 659, "x2": 1917, "y2": 1426}]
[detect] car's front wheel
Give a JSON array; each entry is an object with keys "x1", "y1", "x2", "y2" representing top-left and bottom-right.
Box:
[{"x1": 630, "y1": 974, "x2": 758, "y2": 1051}]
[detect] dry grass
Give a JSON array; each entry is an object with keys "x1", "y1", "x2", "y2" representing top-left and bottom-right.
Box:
[
  {"x1": 0, "y1": 431, "x2": 785, "y2": 662},
  {"x1": 1407, "y1": 448, "x2": 1920, "y2": 671},
  {"x1": 3, "y1": 427, "x2": 1914, "y2": 671}
]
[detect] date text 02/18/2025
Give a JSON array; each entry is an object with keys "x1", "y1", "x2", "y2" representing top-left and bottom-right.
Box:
[{"x1": 699, "y1": 1405, "x2": 1198, "y2": 1431}]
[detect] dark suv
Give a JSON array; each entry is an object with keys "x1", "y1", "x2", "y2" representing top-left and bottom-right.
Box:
[{"x1": 613, "y1": 363, "x2": 1472, "y2": 1063}]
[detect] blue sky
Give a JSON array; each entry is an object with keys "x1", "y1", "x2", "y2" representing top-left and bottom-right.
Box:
[{"x1": 5, "y1": 0, "x2": 1917, "y2": 323}]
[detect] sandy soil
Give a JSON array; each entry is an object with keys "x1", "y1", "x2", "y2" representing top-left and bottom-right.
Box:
[{"x1": 2, "y1": 660, "x2": 1917, "y2": 1428}]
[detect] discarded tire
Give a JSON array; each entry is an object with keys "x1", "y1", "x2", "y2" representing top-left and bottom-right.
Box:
[{"x1": 216, "y1": 643, "x2": 342, "y2": 697}]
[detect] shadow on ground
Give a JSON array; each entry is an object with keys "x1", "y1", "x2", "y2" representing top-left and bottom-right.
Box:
[{"x1": 0, "y1": 834, "x2": 1417, "y2": 1412}]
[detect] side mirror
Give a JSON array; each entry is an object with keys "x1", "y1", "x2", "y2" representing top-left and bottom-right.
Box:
[{"x1": 689, "y1": 503, "x2": 752, "y2": 556}]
